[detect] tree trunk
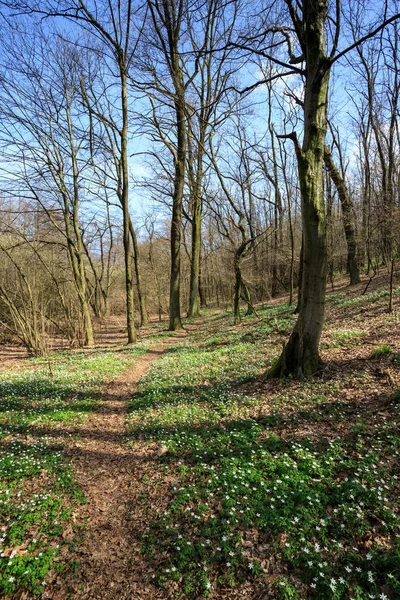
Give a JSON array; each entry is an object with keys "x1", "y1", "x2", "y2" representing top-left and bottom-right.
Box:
[
  {"x1": 188, "y1": 200, "x2": 202, "y2": 317},
  {"x1": 288, "y1": 191, "x2": 295, "y2": 306},
  {"x1": 324, "y1": 146, "x2": 360, "y2": 285},
  {"x1": 242, "y1": 281, "x2": 255, "y2": 316},
  {"x1": 169, "y1": 95, "x2": 186, "y2": 331},
  {"x1": 198, "y1": 251, "x2": 206, "y2": 307},
  {"x1": 129, "y1": 218, "x2": 148, "y2": 326},
  {"x1": 294, "y1": 238, "x2": 303, "y2": 314},
  {"x1": 233, "y1": 258, "x2": 241, "y2": 325},
  {"x1": 120, "y1": 64, "x2": 136, "y2": 343},
  {"x1": 269, "y1": 0, "x2": 330, "y2": 378},
  {"x1": 65, "y1": 102, "x2": 94, "y2": 346}
]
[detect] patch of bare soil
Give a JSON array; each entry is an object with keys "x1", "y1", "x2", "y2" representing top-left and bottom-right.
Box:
[
  {"x1": 0, "y1": 345, "x2": 29, "y2": 371},
  {"x1": 42, "y1": 332, "x2": 188, "y2": 600}
]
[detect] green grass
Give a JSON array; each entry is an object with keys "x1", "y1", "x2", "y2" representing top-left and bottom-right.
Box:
[
  {"x1": 323, "y1": 329, "x2": 367, "y2": 349},
  {"x1": 0, "y1": 352, "x2": 134, "y2": 438},
  {"x1": 2, "y1": 294, "x2": 398, "y2": 598},
  {"x1": 126, "y1": 308, "x2": 400, "y2": 599},
  {"x1": 329, "y1": 287, "x2": 400, "y2": 308},
  {"x1": 370, "y1": 344, "x2": 392, "y2": 359},
  {"x1": 0, "y1": 346, "x2": 146, "y2": 597}
]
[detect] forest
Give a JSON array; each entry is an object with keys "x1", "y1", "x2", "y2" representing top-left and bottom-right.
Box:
[{"x1": 0, "y1": 0, "x2": 399, "y2": 599}]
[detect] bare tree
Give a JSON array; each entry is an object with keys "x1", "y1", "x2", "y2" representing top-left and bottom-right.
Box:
[
  {"x1": 0, "y1": 33, "x2": 96, "y2": 345},
  {"x1": 141, "y1": 0, "x2": 188, "y2": 331},
  {"x1": 1, "y1": 0, "x2": 144, "y2": 342},
  {"x1": 184, "y1": 0, "x2": 240, "y2": 318},
  {"x1": 351, "y1": 16, "x2": 400, "y2": 268},
  {"x1": 208, "y1": 122, "x2": 267, "y2": 323}
]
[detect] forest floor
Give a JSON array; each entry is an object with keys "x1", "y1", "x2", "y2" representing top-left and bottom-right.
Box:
[{"x1": 0, "y1": 272, "x2": 399, "y2": 600}]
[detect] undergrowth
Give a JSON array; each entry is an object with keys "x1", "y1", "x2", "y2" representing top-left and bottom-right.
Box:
[
  {"x1": 0, "y1": 347, "x2": 146, "y2": 596},
  {"x1": 127, "y1": 303, "x2": 400, "y2": 599}
]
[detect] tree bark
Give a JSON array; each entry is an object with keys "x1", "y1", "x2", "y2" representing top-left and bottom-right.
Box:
[
  {"x1": 324, "y1": 146, "x2": 360, "y2": 285},
  {"x1": 187, "y1": 123, "x2": 203, "y2": 318},
  {"x1": 269, "y1": 0, "x2": 330, "y2": 378},
  {"x1": 169, "y1": 92, "x2": 186, "y2": 331},
  {"x1": 120, "y1": 63, "x2": 136, "y2": 343},
  {"x1": 146, "y1": 0, "x2": 186, "y2": 332},
  {"x1": 129, "y1": 218, "x2": 148, "y2": 326},
  {"x1": 188, "y1": 197, "x2": 202, "y2": 317}
]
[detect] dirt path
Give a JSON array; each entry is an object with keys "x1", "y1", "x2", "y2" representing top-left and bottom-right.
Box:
[{"x1": 46, "y1": 334, "x2": 187, "y2": 600}]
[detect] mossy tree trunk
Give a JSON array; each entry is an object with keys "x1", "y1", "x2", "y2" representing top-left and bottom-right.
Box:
[
  {"x1": 324, "y1": 146, "x2": 360, "y2": 285},
  {"x1": 270, "y1": 0, "x2": 330, "y2": 378}
]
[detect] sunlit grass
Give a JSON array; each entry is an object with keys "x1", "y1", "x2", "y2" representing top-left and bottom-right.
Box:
[{"x1": 0, "y1": 348, "x2": 142, "y2": 596}]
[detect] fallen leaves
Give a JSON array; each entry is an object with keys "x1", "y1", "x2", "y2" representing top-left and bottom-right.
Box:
[{"x1": 2, "y1": 543, "x2": 28, "y2": 557}]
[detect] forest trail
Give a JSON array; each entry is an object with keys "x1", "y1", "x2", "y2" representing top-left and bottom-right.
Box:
[{"x1": 47, "y1": 332, "x2": 188, "y2": 600}]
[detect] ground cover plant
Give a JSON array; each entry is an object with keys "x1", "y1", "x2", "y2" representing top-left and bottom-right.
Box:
[
  {"x1": 126, "y1": 291, "x2": 400, "y2": 599},
  {"x1": 0, "y1": 277, "x2": 399, "y2": 600},
  {"x1": 0, "y1": 346, "x2": 148, "y2": 597}
]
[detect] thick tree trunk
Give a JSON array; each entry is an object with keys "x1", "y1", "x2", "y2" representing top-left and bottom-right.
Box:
[
  {"x1": 324, "y1": 146, "x2": 360, "y2": 285},
  {"x1": 269, "y1": 0, "x2": 329, "y2": 378}
]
